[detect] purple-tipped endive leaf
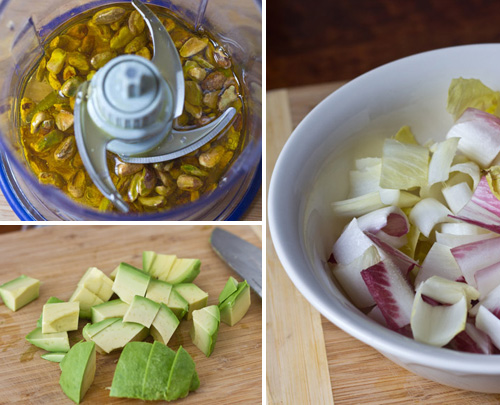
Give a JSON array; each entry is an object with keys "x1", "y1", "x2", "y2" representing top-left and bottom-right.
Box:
[
  {"x1": 452, "y1": 176, "x2": 500, "y2": 233},
  {"x1": 361, "y1": 259, "x2": 414, "y2": 331},
  {"x1": 356, "y1": 206, "x2": 409, "y2": 237},
  {"x1": 451, "y1": 236, "x2": 500, "y2": 286},
  {"x1": 446, "y1": 107, "x2": 500, "y2": 168}
]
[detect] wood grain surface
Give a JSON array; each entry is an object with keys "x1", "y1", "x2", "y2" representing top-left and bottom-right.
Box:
[
  {"x1": 0, "y1": 225, "x2": 262, "y2": 404},
  {"x1": 266, "y1": 83, "x2": 500, "y2": 403},
  {"x1": 266, "y1": 90, "x2": 333, "y2": 405},
  {"x1": 0, "y1": 188, "x2": 261, "y2": 221}
]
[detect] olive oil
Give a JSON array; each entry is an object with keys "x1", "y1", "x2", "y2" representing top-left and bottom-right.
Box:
[{"x1": 19, "y1": 3, "x2": 245, "y2": 213}]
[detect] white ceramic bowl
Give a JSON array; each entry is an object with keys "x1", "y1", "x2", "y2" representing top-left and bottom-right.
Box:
[{"x1": 268, "y1": 44, "x2": 500, "y2": 393}]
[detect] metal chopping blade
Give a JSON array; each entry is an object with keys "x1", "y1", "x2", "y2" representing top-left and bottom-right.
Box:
[
  {"x1": 73, "y1": 0, "x2": 236, "y2": 212},
  {"x1": 210, "y1": 228, "x2": 262, "y2": 298}
]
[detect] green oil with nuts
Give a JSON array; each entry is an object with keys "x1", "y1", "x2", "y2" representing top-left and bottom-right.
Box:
[{"x1": 19, "y1": 3, "x2": 245, "y2": 213}]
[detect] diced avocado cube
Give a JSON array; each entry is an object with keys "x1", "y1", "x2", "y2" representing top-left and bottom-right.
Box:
[
  {"x1": 87, "y1": 318, "x2": 148, "y2": 354},
  {"x1": 110, "y1": 342, "x2": 152, "y2": 399},
  {"x1": 59, "y1": 341, "x2": 96, "y2": 404},
  {"x1": 0, "y1": 275, "x2": 40, "y2": 311},
  {"x1": 42, "y1": 302, "x2": 80, "y2": 333},
  {"x1": 149, "y1": 253, "x2": 177, "y2": 280},
  {"x1": 167, "y1": 289, "x2": 188, "y2": 320},
  {"x1": 142, "y1": 251, "x2": 157, "y2": 273},
  {"x1": 190, "y1": 305, "x2": 220, "y2": 357},
  {"x1": 150, "y1": 303, "x2": 180, "y2": 345},
  {"x1": 145, "y1": 278, "x2": 173, "y2": 305},
  {"x1": 123, "y1": 295, "x2": 160, "y2": 328},
  {"x1": 69, "y1": 285, "x2": 103, "y2": 319},
  {"x1": 219, "y1": 281, "x2": 251, "y2": 326},
  {"x1": 166, "y1": 346, "x2": 197, "y2": 400},
  {"x1": 142, "y1": 341, "x2": 176, "y2": 400},
  {"x1": 26, "y1": 327, "x2": 70, "y2": 352},
  {"x1": 82, "y1": 318, "x2": 121, "y2": 341},
  {"x1": 37, "y1": 296, "x2": 64, "y2": 327},
  {"x1": 166, "y1": 259, "x2": 200, "y2": 284},
  {"x1": 173, "y1": 283, "x2": 208, "y2": 320},
  {"x1": 41, "y1": 352, "x2": 66, "y2": 363},
  {"x1": 110, "y1": 262, "x2": 145, "y2": 281},
  {"x1": 112, "y1": 263, "x2": 151, "y2": 304},
  {"x1": 91, "y1": 299, "x2": 129, "y2": 324},
  {"x1": 78, "y1": 267, "x2": 114, "y2": 302},
  {"x1": 219, "y1": 276, "x2": 239, "y2": 304}
]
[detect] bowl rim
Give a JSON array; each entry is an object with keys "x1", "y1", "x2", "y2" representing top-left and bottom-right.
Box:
[{"x1": 269, "y1": 43, "x2": 500, "y2": 373}]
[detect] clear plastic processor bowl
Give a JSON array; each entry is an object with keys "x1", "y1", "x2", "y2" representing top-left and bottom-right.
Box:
[
  {"x1": 269, "y1": 44, "x2": 500, "y2": 392},
  {"x1": 0, "y1": 0, "x2": 261, "y2": 220}
]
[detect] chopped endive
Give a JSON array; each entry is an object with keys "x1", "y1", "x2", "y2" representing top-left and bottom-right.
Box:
[
  {"x1": 442, "y1": 182, "x2": 473, "y2": 214},
  {"x1": 414, "y1": 243, "x2": 463, "y2": 287},
  {"x1": 331, "y1": 190, "x2": 420, "y2": 218},
  {"x1": 411, "y1": 294, "x2": 467, "y2": 347},
  {"x1": 446, "y1": 108, "x2": 500, "y2": 168},
  {"x1": 379, "y1": 139, "x2": 429, "y2": 190},
  {"x1": 409, "y1": 198, "x2": 453, "y2": 238},
  {"x1": 449, "y1": 161, "x2": 480, "y2": 190},
  {"x1": 411, "y1": 277, "x2": 475, "y2": 346},
  {"x1": 475, "y1": 306, "x2": 500, "y2": 350},
  {"x1": 446, "y1": 77, "x2": 500, "y2": 120},
  {"x1": 428, "y1": 137, "x2": 459, "y2": 185},
  {"x1": 332, "y1": 245, "x2": 380, "y2": 308},
  {"x1": 393, "y1": 125, "x2": 418, "y2": 144}
]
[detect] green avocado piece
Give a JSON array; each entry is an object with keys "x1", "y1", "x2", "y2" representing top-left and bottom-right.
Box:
[
  {"x1": 166, "y1": 259, "x2": 201, "y2": 284},
  {"x1": 42, "y1": 302, "x2": 80, "y2": 334},
  {"x1": 37, "y1": 296, "x2": 64, "y2": 327},
  {"x1": 110, "y1": 342, "x2": 152, "y2": 399},
  {"x1": 150, "y1": 254, "x2": 177, "y2": 280},
  {"x1": 167, "y1": 289, "x2": 188, "y2": 320},
  {"x1": 219, "y1": 281, "x2": 251, "y2": 326},
  {"x1": 91, "y1": 299, "x2": 129, "y2": 323},
  {"x1": 112, "y1": 263, "x2": 151, "y2": 304},
  {"x1": 166, "y1": 346, "x2": 196, "y2": 401},
  {"x1": 82, "y1": 318, "x2": 121, "y2": 341},
  {"x1": 150, "y1": 303, "x2": 180, "y2": 345},
  {"x1": 145, "y1": 278, "x2": 173, "y2": 305},
  {"x1": 0, "y1": 275, "x2": 40, "y2": 311},
  {"x1": 142, "y1": 341, "x2": 176, "y2": 400},
  {"x1": 78, "y1": 267, "x2": 114, "y2": 302},
  {"x1": 190, "y1": 305, "x2": 220, "y2": 357},
  {"x1": 219, "y1": 276, "x2": 239, "y2": 304},
  {"x1": 59, "y1": 341, "x2": 96, "y2": 404},
  {"x1": 26, "y1": 327, "x2": 70, "y2": 352},
  {"x1": 88, "y1": 318, "x2": 148, "y2": 354},
  {"x1": 173, "y1": 283, "x2": 208, "y2": 320},
  {"x1": 142, "y1": 251, "x2": 156, "y2": 274},
  {"x1": 123, "y1": 295, "x2": 160, "y2": 328},
  {"x1": 69, "y1": 285, "x2": 103, "y2": 319},
  {"x1": 190, "y1": 371, "x2": 200, "y2": 391},
  {"x1": 41, "y1": 352, "x2": 66, "y2": 363}
]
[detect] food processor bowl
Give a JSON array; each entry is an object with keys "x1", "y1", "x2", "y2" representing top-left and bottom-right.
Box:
[{"x1": 0, "y1": 0, "x2": 261, "y2": 220}]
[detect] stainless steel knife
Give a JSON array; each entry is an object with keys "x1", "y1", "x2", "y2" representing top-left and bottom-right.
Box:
[{"x1": 210, "y1": 228, "x2": 262, "y2": 298}]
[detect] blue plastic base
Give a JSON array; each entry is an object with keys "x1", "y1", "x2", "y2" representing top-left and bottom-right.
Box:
[
  {"x1": 0, "y1": 154, "x2": 261, "y2": 221},
  {"x1": 0, "y1": 155, "x2": 35, "y2": 221}
]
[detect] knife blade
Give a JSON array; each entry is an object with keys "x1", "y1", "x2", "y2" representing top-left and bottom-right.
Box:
[{"x1": 210, "y1": 228, "x2": 262, "y2": 298}]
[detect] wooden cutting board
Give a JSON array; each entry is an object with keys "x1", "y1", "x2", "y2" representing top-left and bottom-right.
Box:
[
  {"x1": 0, "y1": 225, "x2": 262, "y2": 404},
  {"x1": 266, "y1": 83, "x2": 500, "y2": 404}
]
